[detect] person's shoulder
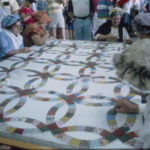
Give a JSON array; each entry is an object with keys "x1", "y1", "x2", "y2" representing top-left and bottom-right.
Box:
[
  {"x1": 24, "y1": 23, "x2": 40, "y2": 35},
  {"x1": 0, "y1": 31, "x2": 11, "y2": 45},
  {"x1": 0, "y1": 30, "x2": 8, "y2": 38}
]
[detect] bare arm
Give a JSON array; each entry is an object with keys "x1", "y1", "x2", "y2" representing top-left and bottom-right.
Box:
[
  {"x1": 94, "y1": 34, "x2": 118, "y2": 41},
  {"x1": 20, "y1": 13, "x2": 32, "y2": 22},
  {"x1": 7, "y1": 47, "x2": 31, "y2": 56},
  {"x1": 31, "y1": 32, "x2": 49, "y2": 46},
  {"x1": 112, "y1": 98, "x2": 139, "y2": 114}
]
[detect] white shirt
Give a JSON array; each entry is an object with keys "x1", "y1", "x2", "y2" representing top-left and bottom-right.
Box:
[
  {"x1": 111, "y1": 26, "x2": 130, "y2": 40},
  {"x1": 47, "y1": 0, "x2": 64, "y2": 14},
  {"x1": 138, "y1": 95, "x2": 150, "y2": 148},
  {"x1": 1, "y1": 0, "x2": 20, "y2": 14},
  {"x1": 122, "y1": 0, "x2": 133, "y2": 13},
  {"x1": 4, "y1": 30, "x2": 23, "y2": 50},
  {"x1": 72, "y1": 0, "x2": 90, "y2": 17}
]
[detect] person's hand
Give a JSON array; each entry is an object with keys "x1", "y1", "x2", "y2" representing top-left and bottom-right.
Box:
[
  {"x1": 112, "y1": 98, "x2": 139, "y2": 114},
  {"x1": 68, "y1": 12, "x2": 74, "y2": 19},
  {"x1": 124, "y1": 39, "x2": 133, "y2": 44},
  {"x1": 107, "y1": 34, "x2": 118, "y2": 40},
  {"x1": 20, "y1": 47, "x2": 32, "y2": 53},
  {"x1": 94, "y1": 34, "x2": 100, "y2": 41},
  {"x1": 94, "y1": 34, "x2": 105, "y2": 41}
]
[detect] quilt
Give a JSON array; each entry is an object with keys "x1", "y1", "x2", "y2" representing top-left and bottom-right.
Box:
[{"x1": 0, "y1": 39, "x2": 142, "y2": 149}]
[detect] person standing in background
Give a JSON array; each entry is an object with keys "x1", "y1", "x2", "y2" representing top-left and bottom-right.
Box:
[
  {"x1": 47, "y1": 0, "x2": 66, "y2": 39},
  {"x1": 0, "y1": 3, "x2": 7, "y2": 31},
  {"x1": 65, "y1": 1, "x2": 74, "y2": 39},
  {"x1": 20, "y1": 0, "x2": 35, "y2": 30},
  {"x1": 115, "y1": 0, "x2": 129, "y2": 7},
  {"x1": 143, "y1": 0, "x2": 150, "y2": 12},
  {"x1": 116, "y1": 0, "x2": 134, "y2": 37},
  {"x1": 37, "y1": 0, "x2": 47, "y2": 11},
  {"x1": 96, "y1": 0, "x2": 113, "y2": 28},
  {"x1": 0, "y1": 0, "x2": 20, "y2": 31},
  {"x1": 16, "y1": 0, "x2": 23, "y2": 7},
  {"x1": 136, "y1": 0, "x2": 145, "y2": 13},
  {"x1": 68, "y1": 0, "x2": 94, "y2": 40},
  {"x1": 32, "y1": 0, "x2": 38, "y2": 12},
  {"x1": 0, "y1": 0, "x2": 20, "y2": 15},
  {"x1": 91, "y1": 0, "x2": 98, "y2": 36}
]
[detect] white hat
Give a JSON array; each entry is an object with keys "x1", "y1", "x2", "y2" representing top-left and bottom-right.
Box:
[
  {"x1": 109, "y1": 7, "x2": 123, "y2": 18},
  {"x1": 132, "y1": 13, "x2": 150, "y2": 34},
  {"x1": 113, "y1": 39, "x2": 150, "y2": 94}
]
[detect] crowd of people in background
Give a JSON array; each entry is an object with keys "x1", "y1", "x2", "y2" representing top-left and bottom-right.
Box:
[{"x1": 0, "y1": 0, "x2": 150, "y2": 57}]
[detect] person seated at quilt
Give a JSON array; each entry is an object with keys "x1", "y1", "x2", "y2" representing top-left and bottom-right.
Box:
[
  {"x1": 112, "y1": 13, "x2": 150, "y2": 149},
  {"x1": 0, "y1": 14, "x2": 31, "y2": 58},
  {"x1": 23, "y1": 11, "x2": 51, "y2": 47},
  {"x1": 94, "y1": 7, "x2": 130, "y2": 42}
]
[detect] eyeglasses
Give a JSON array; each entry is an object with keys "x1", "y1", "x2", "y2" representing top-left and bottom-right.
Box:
[{"x1": 14, "y1": 24, "x2": 21, "y2": 28}]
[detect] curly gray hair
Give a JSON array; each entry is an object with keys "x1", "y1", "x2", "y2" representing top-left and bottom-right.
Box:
[{"x1": 113, "y1": 39, "x2": 150, "y2": 94}]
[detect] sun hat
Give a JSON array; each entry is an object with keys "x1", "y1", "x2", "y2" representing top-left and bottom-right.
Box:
[
  {"x1": 132, "y1": 13, "x2": 150, "y2": 35},
  {"x1": 1, "y1": 14, "x2": 21, "y2": 28},
  {"x1": 113, "y1": 39, "x2": 150, "y2": 94},
  {"x1": 109, "y1": 7, "x2": 123, "y2": 18}
]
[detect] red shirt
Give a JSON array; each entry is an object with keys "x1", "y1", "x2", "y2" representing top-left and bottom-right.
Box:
[
  {"x1": 20, "y1": 7, "x2": 34, "y2": 24},
  {"x1": 92, "y1": 0, "x2": 99, "y2": 12},
  {"x1": 117, "y1": 0, "x2": 129, "y2": 7}
]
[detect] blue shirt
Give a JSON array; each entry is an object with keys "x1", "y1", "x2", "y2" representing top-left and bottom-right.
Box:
[{"x1": 0, "y1": 31, "x2": 24, "y2": 58}]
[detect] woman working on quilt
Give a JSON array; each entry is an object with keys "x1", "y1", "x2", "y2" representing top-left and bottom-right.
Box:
[
  {"x1": 94, "y1": 7, "x2": 130, "y2": 42},
  {"x1": 23, "y1": 11, "x2": 51, "y2": 47},
  {"x1": 112, "y1": 13, "x2": 150, "y2": 148},
  {"x1": 0, "y1": 14, "x2": 31, "y2": 58}
]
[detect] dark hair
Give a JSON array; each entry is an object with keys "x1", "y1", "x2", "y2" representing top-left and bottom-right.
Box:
[
  {"x1": 133, "y1": 21, "x2": 150, "y2": 35},
  {"x1": 26, "y1": 0, "x2": 36, "y2": 4}
]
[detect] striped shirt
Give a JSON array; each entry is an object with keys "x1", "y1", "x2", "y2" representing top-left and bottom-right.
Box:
[
  {"x1": 47, "y1": 0, "x2": 64, "y2": 14},
  {"x1": 97, "y1": 0, "x2": 113, "y2": 19}
]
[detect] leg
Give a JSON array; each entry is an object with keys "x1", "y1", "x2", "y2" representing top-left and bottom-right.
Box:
[
  {"x1": 69, "y1": 29, "x2": 74, "y2": 40},
  {"x1": 82, "y1": 18, "x2": 92, "y2": 40},
  {"x1": 50, "y1": 28, "x2": 57, "y2": 39},
  {"x1": 57, "y1": 12, "x2": 65, "y2": 39},
  {"x1": 57, "y1": 28, "x2": 66, "y2": 39},
  {"x1": 73, "y1": 19, "x2": 83, "y2": 40}
]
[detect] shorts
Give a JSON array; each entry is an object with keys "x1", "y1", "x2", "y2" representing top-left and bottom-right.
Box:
[
  {"x1": 49, "y1": 12, "x2": 65, "y2": 28},
  {"x1": 67, "y1": 23, "x2": 73, "y2": 30}
]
